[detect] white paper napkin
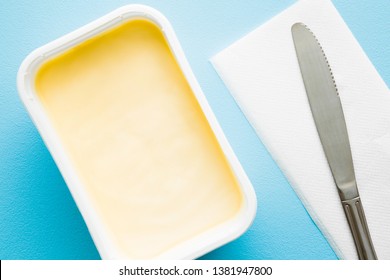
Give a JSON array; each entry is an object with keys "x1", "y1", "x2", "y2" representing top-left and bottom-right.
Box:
[{"x1": 211, "y1": 0, "x2": 390, "y2": 259}]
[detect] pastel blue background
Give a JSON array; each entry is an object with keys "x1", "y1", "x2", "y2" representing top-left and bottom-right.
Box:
[{"x1": 0, "y1": 0, "x2": 388, "y2": 259}]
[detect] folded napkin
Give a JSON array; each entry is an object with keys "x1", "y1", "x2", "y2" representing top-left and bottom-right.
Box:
[{"x1": 211, "y1": 0, "x2": 390, "y2": 259}]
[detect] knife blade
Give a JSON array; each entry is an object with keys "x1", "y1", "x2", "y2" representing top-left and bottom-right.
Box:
[{"x1": 291, "y1": 23, "x2": 377, "y2": 260}]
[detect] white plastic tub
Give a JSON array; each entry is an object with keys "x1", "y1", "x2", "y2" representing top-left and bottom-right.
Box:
[{"x1": 17, "y1": 5, "x2": 256, "y2": 259}]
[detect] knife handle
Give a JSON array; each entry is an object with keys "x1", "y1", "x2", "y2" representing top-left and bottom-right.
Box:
[{"x1": 342, "y1": 197, "x2": 377, "y2": 260}]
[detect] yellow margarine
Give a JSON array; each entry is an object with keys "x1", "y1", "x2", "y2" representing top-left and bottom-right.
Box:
[{"x1": 35, "y1": 19, "x2": 243, "y2": 259}]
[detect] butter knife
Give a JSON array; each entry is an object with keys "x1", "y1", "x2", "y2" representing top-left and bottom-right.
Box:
[{"x1": 291, "y1": 23, "x2": 377, "y2": 260}]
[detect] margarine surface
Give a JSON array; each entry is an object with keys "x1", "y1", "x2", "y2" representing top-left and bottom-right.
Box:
[{"x1": 35, "y1": 19, "x2": 243, "y2": 259}]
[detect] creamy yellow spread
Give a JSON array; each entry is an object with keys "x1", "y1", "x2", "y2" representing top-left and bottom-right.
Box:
[{"x1": 35, "y1": 19, "x2": 243, "y2": 259}]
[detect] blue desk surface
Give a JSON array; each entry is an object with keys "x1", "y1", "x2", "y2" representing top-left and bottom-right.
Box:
[{"x1": 0, "y1": 0, "x2": 388, "y2": 259}]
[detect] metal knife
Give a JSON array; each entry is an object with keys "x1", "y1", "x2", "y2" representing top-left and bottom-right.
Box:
[{"x1": 291, "y1": 23, "x2": 377, "y2": 260}]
